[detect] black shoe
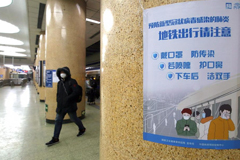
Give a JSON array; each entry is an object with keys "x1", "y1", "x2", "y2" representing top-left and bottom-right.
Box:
[
  {"x1": 45, "y1": 137, "x2": 59, "y2": 146},
  {"x1": 77, "y1": 128, "x2": 86, "y2": 137}
]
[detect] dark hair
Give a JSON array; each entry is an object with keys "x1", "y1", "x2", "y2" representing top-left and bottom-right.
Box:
[
  {"x1": 192, "y1": 111, "x2": 200, "y2": 117},
  {"x1": 181, "y1": 108, "x2": 192, "y2": 115},
  {"x1": 219, "y1": 104, "x2": 232, "y2": 114},
  {"x1": 203, "y1": 108, "x2": 211, "y2": 117}
]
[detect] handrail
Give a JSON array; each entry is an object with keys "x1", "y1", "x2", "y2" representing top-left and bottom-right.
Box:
[
  {"x1": 0, "y1": 78, "x2": 28, "y2": 87},
  {"x1": 0, "y1": 79, "x2": 11, "y2": 87}
]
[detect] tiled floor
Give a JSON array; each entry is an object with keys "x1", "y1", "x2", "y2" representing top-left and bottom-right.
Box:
[{"x1": 0, "y1": 84, "x2": 100, "y2": 160}]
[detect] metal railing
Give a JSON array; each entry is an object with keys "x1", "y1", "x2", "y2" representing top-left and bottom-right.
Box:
[
  {"x1": 0, "y1": 78, "x2": 28, "y2": 87},
  {"x1": 0, "y1": 79, "x2": 11, "y2": 87}
]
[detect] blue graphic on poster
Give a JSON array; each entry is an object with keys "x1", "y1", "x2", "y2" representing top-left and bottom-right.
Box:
[{"x1": 143, "y1": 0, "x2": 240, "y2": 149}]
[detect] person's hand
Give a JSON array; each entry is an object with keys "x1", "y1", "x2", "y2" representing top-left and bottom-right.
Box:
[
  {"x1": 184, "y1": 127, "x2": 187, "y2": 131},
  {"x1": 184, "y1": 126, "x2": 190, "y2": 131},
  {"x1": 225, "y1": 113, "x2": 230, "y2": 119}
]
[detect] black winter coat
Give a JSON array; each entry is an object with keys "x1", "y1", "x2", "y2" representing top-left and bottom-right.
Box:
[{"x1": 56, "y1": 67, "x2": 79, "y2": 114}]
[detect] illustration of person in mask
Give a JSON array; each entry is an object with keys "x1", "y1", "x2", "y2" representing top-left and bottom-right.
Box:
[
  {"x1": 176, "y1": 108, "x2": 197, "y2": 136},
  {"x1": 208, "y1": 104, "x2": 235, "y2": 140},
  {"x1": 191, "y1": 111, "x2": 201, "y2": 138},
  {"x1": 198, "y1": 108, "x2": 213, "y2": 140}
]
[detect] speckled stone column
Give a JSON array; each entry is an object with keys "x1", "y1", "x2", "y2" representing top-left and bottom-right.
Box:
[
  {"x1": 45, "y1": 0, "x2": 86, "y2": 123},
  {"x1": 100, "y1": 0, "x2": 240, "y2": 159},
  {"x1": 38, "y1": 33, "x2": 45, "y2": 102}
]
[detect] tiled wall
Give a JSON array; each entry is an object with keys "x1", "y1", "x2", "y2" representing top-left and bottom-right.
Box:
[{"x1": 100, "y1": 0, "x2": 240, "y2": 159}]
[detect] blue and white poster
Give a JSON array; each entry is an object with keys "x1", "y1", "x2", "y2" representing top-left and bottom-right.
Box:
[
  {"x1": 46, "y1": 70, "x2": 53, "y2": 88},
  {"x1": 143, "y1": 0, "x2": 240, "y2": 149}
]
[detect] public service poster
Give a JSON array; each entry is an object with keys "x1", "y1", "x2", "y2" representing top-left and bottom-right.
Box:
[{"x1": 143, "y1": 0, "x2": 240, "y2": 149}]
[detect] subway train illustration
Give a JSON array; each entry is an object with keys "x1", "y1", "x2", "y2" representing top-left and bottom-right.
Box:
[
  {"x1": 144, "y1": 74, "x2": 240, "y2": 139},
  {"x1": 177, "y1": 74, "x2": 240, "y2": 139}
]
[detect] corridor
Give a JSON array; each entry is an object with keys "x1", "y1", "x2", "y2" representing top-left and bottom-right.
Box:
[{"x1": 0, "y1": 84, "x2": 100, "y2": 160}]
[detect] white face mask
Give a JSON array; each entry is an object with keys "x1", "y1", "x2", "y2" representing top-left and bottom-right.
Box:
[
  {"x1": 183, "y1": 116, "x2": 190, "y2": 120},
  {"x1": 202, "y1": 113, "x2": 206, "y2": 118},
  {"x1": 60, "y1": 73, "x2": 67, "y2": 79},
  {"x1": 221, "y1": 113, "x2": 228, "y2": 119},
  {"x1": 220, "y1": 111, "x2": 230, "y2": 120}
]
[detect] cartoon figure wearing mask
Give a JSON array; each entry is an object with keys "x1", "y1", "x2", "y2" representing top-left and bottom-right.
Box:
[
  {"x1": 176, "y1": 108, "x2": 197, "y2": 136},
  {"x1": 208, "y1": 104, "x2": 235, "y2": 140}
]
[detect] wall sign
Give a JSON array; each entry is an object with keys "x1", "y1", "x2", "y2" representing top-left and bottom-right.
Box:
[
  {"x1": 52, "y1": 70, "x2": 59, "y2": 83},
  {"x1": 46, "y1": 70, "x2": 53, "y2": 88},
  {"x1": 143, "y1": 0, "x2": 240, "y2": 149}
]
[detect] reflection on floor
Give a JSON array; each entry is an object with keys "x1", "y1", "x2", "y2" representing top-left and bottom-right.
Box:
[{"x1": 0, "y1": 84, "x2": 100, "y2": 160}]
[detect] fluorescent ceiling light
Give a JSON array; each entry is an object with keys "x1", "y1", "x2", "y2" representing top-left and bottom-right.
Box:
[
  {"x1": 86, "y1": 18, "x2": 100, "y2": 24},
  {"x1": 0, "y1": 36, "x2": 24, "y2": 45},
  {"x1": 0, "y1": 46, "x2": 26, "y2": 52},
  {"x1": 86, "y1": 69, "x2": 100, "y2": 72},
  {"x1": 0, "y1": 0, "x2": 12, "y2": 7},
  {"x1": 0, "y1": 52, "x2": 27, "y2": 57},
  {"x1": 0, "y1": 19, "x2": 20, "y2": 33}
]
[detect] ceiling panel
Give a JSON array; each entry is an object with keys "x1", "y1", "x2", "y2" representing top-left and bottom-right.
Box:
[
  {"x1": 28, "y1": 14, "x2": 38, "y2": 19},
  {"x1": 86, "y1": 10, "x2": 96, "y2": 18},
  {"x1": 28, "y1": 0, "x2": 39, "y2": 7},
  {"x1": 86, "y1": 24, "x2": 96, "y2": 32},
  {"x1": 0, "y1": 0, "x2": 31, "y2": 65},
  {"x1": 93, "y1": 25, "x2": 100, "y2": 30},
  {"x1": 86, "y1": 0, "x2": 100, "y2": 11},
  {"x1": 87, "y1": 27, "x2": 100, "y2": 35},
  {"x1": 28, "y1": 8, "x2": 39, "y2": 13},
  {"x1": 30, "y1": 0, "x2": 46, "y2": 3},
  {"x1": 91, "y1": 15, "x2": 100, "y2": 21}
]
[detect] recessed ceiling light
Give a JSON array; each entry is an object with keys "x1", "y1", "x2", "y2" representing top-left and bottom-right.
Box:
[
  {"x1": 0, "y1": 52, "x2": 27, "y2": 57},
  {"x1": 0, "y1": 0, "x2": 12, "y2": 7},
  {"x1": 0, "y1": 36, "x2": 24, "y2": 45},
  {"x1": 0, "y1": 19, "x2": 20, "y2": 33},
  {"x1": 86, "y1": 18, "x2": 100, "y2": 24},
  {"x1": 0, "y1": 46, "x2": 26, "y2": 52}
]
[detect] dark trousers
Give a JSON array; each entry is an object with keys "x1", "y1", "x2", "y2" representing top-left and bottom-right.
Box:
[{"x1": 53, "y1": 111, "x2": 85, "y2": 139}]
